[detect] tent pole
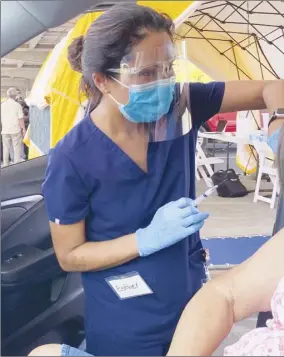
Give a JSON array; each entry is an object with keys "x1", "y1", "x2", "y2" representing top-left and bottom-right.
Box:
[{"x1": 174, "y1": 1, "x2": 204, "y2": 30}]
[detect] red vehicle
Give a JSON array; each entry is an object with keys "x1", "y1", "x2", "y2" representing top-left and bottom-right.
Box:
[
  {"x1": 199, "y1": 112, "x2": 237, "y2": 148},
  {"x1": 206, "y1": 112, "x2": 237, "y2": 132}
]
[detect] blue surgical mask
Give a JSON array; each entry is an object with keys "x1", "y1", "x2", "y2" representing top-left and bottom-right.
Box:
[
  {"x1": 267, "y1": 128, "x2": 281, "y2": 153},
  {"x1": 109, "y1": 77, "x2": 175, "y2": 123}
]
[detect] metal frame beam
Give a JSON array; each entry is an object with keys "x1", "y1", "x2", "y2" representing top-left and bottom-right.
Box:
[{"x1": 181, "y1": 0, "x2": 282, "y2": 80}]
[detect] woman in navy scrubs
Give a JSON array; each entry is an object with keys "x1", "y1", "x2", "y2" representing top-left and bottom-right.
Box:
[{"x1": 42, "y1": 3, "x2": 284, "y2": 356}]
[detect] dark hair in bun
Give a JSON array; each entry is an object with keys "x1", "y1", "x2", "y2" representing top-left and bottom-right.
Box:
[{"x1": 67, "y1": 3, "x2": 174, "y2": 108}]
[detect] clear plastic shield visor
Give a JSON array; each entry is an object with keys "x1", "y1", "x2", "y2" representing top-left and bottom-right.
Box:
[{"x1": 107, "y1": 41, "x2": 192, "y2": 142}]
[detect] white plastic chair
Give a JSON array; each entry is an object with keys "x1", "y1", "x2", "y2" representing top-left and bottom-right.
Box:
[
  {"x1": 196, "y1": 142, "x2": 224, "y2": 187},
  {"x1": 253, "y1": 141, "x2": 280, "y2": 209}
]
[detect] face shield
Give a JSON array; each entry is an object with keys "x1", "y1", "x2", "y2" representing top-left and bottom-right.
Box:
[
  {"x1": 107, "y1": 40, "x2": 192, "y2": 142},
  {"x1": 98, "y1": 41, "x2": 200, "y2": 259}
]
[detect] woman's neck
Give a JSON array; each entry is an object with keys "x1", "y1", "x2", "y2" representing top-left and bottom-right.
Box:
[{"x1": 90, "y1": 98, "x2": 140, "y2": 140}]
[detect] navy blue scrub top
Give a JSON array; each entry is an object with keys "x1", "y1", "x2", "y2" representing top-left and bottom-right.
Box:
[{"x1": 43, "y1": 81, "x2": 225, "y2": 356}]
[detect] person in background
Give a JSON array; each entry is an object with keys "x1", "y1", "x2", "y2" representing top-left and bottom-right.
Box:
[
  {"x1": 1, "y1": 87, "x2": 26, "y2": 166},
  {"x1": 22, "y1": 105, "x2": 30, "y2": 159},
  {"x1": 15, "y1": 95, "x2": 29, "y2": 160}
]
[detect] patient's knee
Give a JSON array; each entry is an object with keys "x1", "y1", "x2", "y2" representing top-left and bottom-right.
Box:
[{"x1": 28, "y1": 344, "x2": 61, "y2": 356}]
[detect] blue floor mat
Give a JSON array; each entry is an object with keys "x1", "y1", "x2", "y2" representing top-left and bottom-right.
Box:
[{"x1": 201, "y1": 235, "x2": 270, "y2": 266}]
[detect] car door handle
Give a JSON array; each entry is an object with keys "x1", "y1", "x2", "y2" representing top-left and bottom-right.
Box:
[{"x1": 2, "y1": 244, "x2": 61, "y2": 288}]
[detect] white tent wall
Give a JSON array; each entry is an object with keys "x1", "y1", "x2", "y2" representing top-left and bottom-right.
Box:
[
  {"x1": 176, "y1": 1, "x2": 284, "y2": 81},
  {"x1": 29, "y1": 106, "x2": 51, "y2": 155}
]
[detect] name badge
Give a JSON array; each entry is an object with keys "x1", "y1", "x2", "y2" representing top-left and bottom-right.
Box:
[{"x1": 106, "y1": 272, "x2": 153, "y2": 300}]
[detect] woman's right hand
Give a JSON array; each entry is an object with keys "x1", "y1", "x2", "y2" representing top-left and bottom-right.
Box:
[{"x1": 135, "y1": 198, "x2": 209, "y2": 257}]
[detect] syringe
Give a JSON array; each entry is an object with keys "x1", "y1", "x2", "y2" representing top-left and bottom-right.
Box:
[
  {"x1": 193, "y1": 178, "x2": 228, "y2": 207},
  {"x1": 193, "y1": 185, "x2": 219, "y2": 207}
]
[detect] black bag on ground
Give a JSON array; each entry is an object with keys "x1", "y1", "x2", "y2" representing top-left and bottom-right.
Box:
[{"x1": 211, "y1": 169, "x2": 248, "y2": 198}]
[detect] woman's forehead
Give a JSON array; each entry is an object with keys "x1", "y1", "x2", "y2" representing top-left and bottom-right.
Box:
[{"x1": 123, "y1": 32, "x2": 175, "y2": 68}]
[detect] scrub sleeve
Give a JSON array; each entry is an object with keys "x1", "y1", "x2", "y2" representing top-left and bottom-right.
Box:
[{"x1": 43, "y1": 150, "x2": 90, "y2": 225}]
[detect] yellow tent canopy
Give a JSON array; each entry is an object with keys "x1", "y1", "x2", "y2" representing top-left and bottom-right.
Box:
[{"x1": 176, "y1": 1, "x2": 283, "y2": 81}]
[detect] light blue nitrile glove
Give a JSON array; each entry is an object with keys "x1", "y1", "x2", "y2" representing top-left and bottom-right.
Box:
[
  {"x1": 135, "y1": 198, "x2": 209, "y2": 257},
  {"x1": 267, "y1": 127, "x2": 281, "y2": 153}
]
